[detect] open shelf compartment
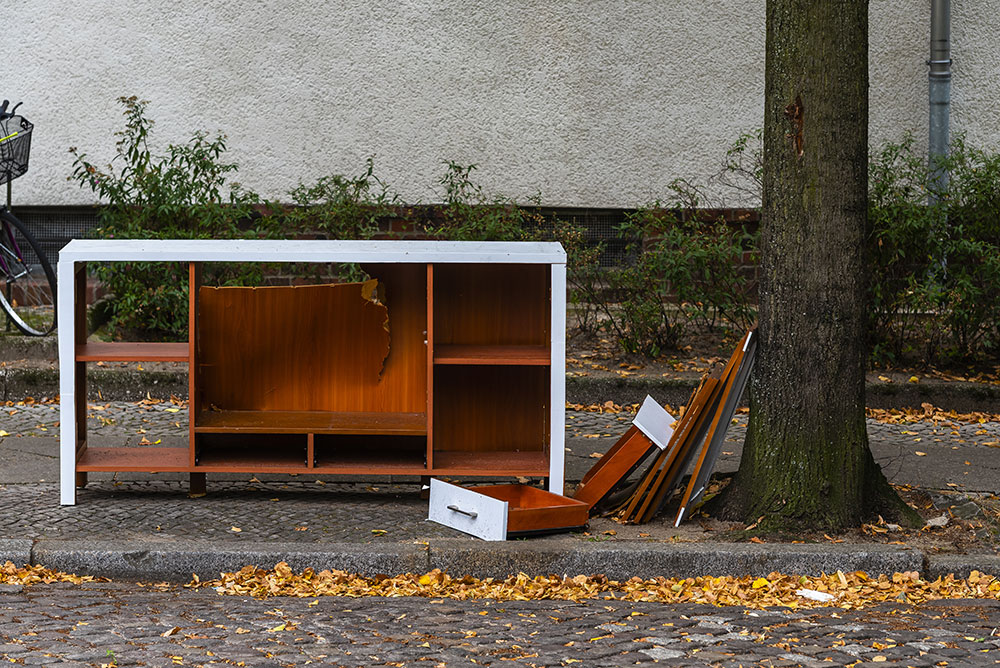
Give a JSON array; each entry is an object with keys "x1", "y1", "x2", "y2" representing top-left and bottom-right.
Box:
[
  {"x1": 313, "y1": 434, "x2": 427, "y2": 473},
  {"x1": 194, "y1": 433, "x2": 309, "y2": 472}
]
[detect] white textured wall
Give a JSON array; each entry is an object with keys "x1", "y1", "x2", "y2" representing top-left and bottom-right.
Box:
[{"x1": 6, "y1": 1, "x2": 996, "y2": 208}]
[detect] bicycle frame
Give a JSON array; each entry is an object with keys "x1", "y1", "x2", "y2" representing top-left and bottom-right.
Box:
[{"x1": 0, "y1": 212, "x2": 27, "y2": 279}]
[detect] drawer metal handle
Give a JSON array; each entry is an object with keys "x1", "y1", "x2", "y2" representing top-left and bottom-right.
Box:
[{"x1": 447, "y1": 504, "x2": 478, "y2": 519}]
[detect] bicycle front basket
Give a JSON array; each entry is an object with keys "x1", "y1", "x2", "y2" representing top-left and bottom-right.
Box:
[{"x1": 0, "y1": 115, "x2": 33, "y2": 186}]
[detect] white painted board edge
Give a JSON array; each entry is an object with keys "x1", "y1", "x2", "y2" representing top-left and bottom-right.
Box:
[
  {"x1": 427, "y1": 479, "x2": 509, "y2": 541},
  {"x1": 632, "y1": 395, "x2": 676, "y2": 450}
]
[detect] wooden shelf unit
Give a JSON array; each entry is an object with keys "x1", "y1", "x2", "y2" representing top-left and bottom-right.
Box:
[{"x1": 57, "y1": 241, "x2": 567, "y2": 505}]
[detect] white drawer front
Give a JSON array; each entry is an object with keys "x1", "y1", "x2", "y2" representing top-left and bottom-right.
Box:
[{"x1": 428, "y1": 479, "x2": 509, "y2": 541}]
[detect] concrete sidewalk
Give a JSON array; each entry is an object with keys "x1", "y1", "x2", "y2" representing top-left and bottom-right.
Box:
[{"x1": 1, "y1": 401, "x2": 1000, "y2": 582}]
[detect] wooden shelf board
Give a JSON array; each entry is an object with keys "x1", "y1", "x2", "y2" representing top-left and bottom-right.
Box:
[
  {"x1": 195, "y1": 410, "x2": 427, "y2": 435},
  {"x1": 434, "y1": 344, "x2": 549, "y2": 365},
  {"x1": 431, "y1": 450, "x2": 548, "y2": 475},
  {"x1": 76, "y1": 342, "x2": 190, "y2": 362},
  {"x1": 77, "y1": 447, "x2": 190, "y2": 472}
]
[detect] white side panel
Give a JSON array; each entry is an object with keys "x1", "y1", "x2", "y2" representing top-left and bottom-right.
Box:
[
  {"x1": 57, "y1": 258, "x2": 77, "y2": 505},
  {"x1": 548, "y1": 263, "x2": 566, "y2": 494},
  {"x1": 427, "y1": 479, "x2": 509, "y2": 541},
  {"x1": 632, "y1": 395, "x2": 676, "y2": 451}
]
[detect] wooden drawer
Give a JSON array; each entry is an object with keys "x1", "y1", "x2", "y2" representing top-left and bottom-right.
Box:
[{"x1": 428, "y1": 479, "x2": 588, "y2": 541}]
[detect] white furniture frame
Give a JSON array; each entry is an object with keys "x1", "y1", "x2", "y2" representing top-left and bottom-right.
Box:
[{"x1": 58, "y1": 240, "x2": 566, "y2": 505}]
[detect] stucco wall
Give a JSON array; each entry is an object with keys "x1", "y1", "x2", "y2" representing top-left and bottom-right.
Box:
[{"x1": 6, "y1": 1, "x2": 995, "y2": 208}]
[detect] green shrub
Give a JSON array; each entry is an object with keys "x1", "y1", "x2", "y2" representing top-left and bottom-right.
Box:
[
  {"x1": 69, "y1": 96, "x2": 272, "y2": 340},
  {"x1": 577, "y1": 186, "x2": 758, "y2": 357},
  {"x1": 869, "y1": 133, "x2": 1000, "y2": 365},
  {"x1": 285, "y1": 157, "x2": 407, "y2": 240},
  {"x1": 428, "y1": 161, "x2": 546, "y2": 242}
]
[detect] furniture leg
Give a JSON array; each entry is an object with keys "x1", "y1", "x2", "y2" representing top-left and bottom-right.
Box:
[{"x1": 189, "y1": 472, "x2": 207, "y2": 497}]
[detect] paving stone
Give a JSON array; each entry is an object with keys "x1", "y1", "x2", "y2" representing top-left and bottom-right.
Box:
[{"x1": 641, "y1": 646, "x2": 686, "y2": 659}]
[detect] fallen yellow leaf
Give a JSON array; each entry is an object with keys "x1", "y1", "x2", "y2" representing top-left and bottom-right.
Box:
[
  {"x1": 915, "y1": 451, "x2": 926, "y2": 456},
  {"x1": 231, "y1": 526, "x2": 242, "y2": 533}
]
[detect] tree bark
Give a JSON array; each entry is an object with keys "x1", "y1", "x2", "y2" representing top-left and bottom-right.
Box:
[{"x1": 719, "y1": 0, "x2": 918, "y2": 530}]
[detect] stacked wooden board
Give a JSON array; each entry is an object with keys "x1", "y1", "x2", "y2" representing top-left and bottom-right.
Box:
[{"x1": 574, "y1": 330, "x2": 757, "y2": 525}]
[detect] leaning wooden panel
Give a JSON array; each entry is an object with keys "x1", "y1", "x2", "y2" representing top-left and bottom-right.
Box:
[
  {"x1": 573, "y1": 426, "x2": 654, "y2": 510},
  {"x1": 674, "y1": 331, "x2": 757, "y2": 525},
  {"x1": 637, "y1": 376, "x2": 728, "y2": 523}
]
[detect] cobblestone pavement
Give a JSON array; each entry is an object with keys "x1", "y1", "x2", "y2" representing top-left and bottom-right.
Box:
[
  {"x1": 1, "y1": 583, "x2": 999, "y2": 667},
  {"x1": 2, "y1": 403, "x2": 1000, "y2": 543}
]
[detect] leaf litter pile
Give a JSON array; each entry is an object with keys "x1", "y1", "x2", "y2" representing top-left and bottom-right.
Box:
[
  {"x1": 194, "y1": 562, "x2": 1000, "y2": 611},
  {"x1": 6, "y1": 559, "x2": 1000, "y2": 612},
  {"x1": 0, "y1": 561, "x2": 102, "y2": 585}
]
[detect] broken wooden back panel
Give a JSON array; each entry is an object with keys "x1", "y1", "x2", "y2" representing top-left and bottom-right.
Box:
[
  {"x1": 196, "y1": 264, "x2": 426, "y2": 413},
  {"x1": 433, "y1": 264, "x2": 549, "y2": 345}
]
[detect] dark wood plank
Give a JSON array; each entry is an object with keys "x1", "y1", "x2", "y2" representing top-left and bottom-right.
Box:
[
  {"x1": 76, "y1": 342, "x2": 190, "y2": 362},
  {"x1": 195, "y1": 410, "x2": 427, "y2": 435},
  {"x1": 77, "y1": 447, "x2": 190, "y2": 472},
  {"x1": 434, "y1": 344, "x2": 550, "y2": 365}
]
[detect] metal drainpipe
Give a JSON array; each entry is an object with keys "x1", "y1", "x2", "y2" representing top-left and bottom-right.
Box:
[{"x1": 928, "y1": 0, "x2": 952, "y2": 199}]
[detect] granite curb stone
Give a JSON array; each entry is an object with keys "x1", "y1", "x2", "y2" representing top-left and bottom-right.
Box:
[
  {"x1": 22, "y1": 538, "x2": 950, "y2": 583},
  {"x1": 428, "y1": 540, "x2": 925, "y2": 580},
  {"x1": 0, "y1": 539, "x2": 33, "y2": 567},
  {"x1": 30, "y1": 540, "x2": 430, "y2": 581},
  {"x1": 923, "y1": 553, "x2": 1000, "y2": 580}
]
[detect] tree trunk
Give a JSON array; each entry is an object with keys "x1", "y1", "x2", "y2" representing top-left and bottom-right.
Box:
[{"x1": 719, "y1": 0, "x2": 918, "y2": 530}]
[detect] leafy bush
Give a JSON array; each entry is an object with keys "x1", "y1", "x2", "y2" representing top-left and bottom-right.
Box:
[
  {"x1": 428, "y1": 161, "x2": 547, "y2": 242},
  {"x1": 284, "y1": 157, "x2": 406, "y2": 240},
  {"x1": 69, "y1": 96, "x2": 272, "y2": 339},
  {"x1": 565, "y1": 174, "x2": 758, "y2": 357},
  {"x1": 869, "y1": 133, "x2": 1000, "y2": 365},
  {"x1": 69, "y1": 99, "x2": 998, "y2": 365}
]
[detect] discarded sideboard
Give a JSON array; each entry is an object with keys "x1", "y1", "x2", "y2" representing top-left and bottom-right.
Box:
[{"x1": 57, "y1": 240, "x2": 567, "y2": 505}]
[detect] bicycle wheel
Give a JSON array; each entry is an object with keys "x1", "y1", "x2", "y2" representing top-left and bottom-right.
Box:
[{"x1": 0, "y1": 209, "x2": 56, "y2": 336}]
